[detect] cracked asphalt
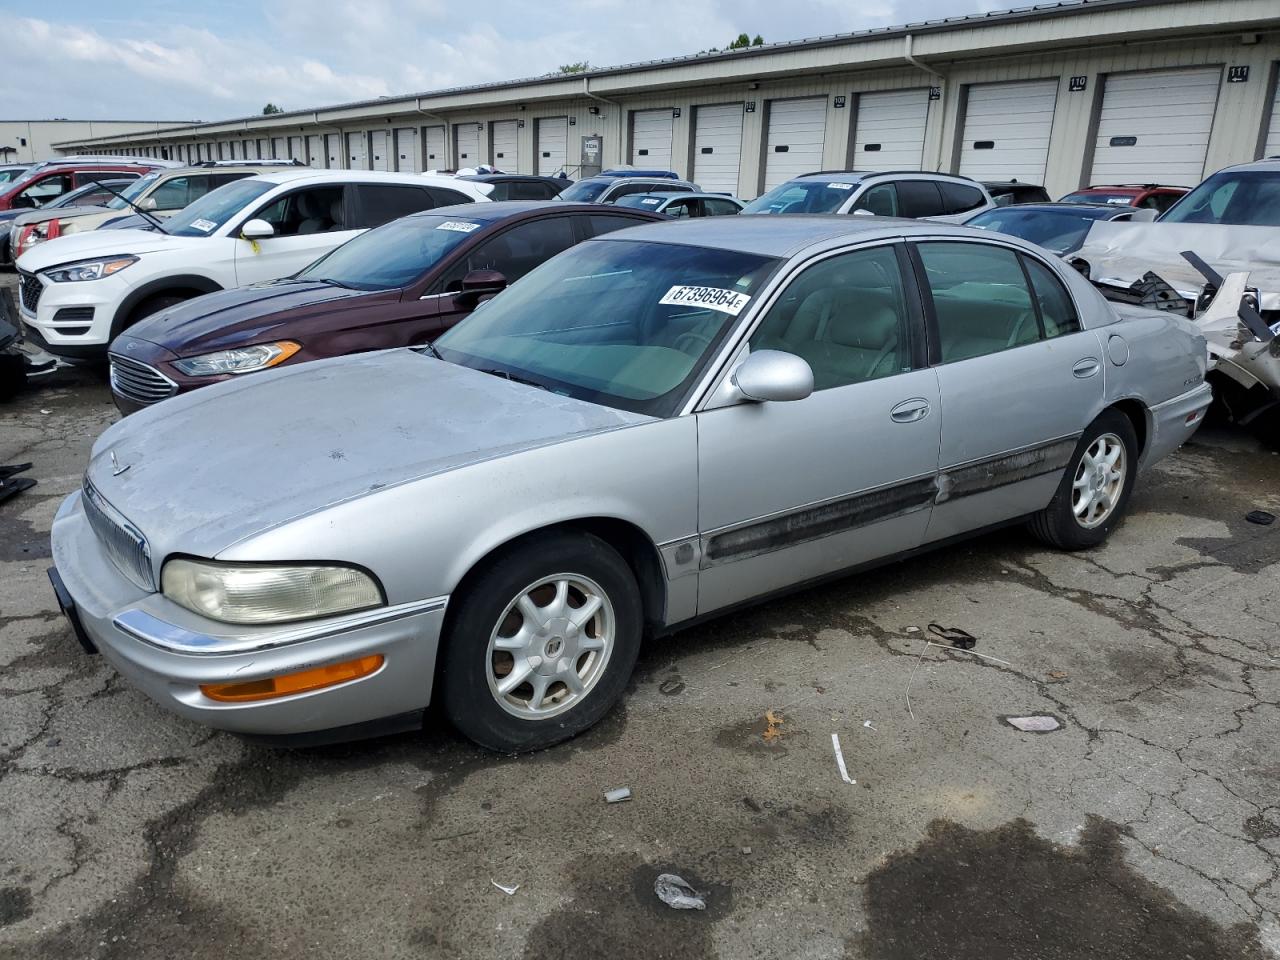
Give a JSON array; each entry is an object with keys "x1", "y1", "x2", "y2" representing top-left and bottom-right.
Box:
[{"x1": 2, "y1": 276, "x2": 1278, "y2": 958}]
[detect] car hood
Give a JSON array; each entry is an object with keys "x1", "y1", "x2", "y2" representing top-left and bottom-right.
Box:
[
  {"x1": 16, "y1": 228, "x2": 202, "y2": 272},
  {"x1": 84, "y1": 350, "x2": 651, "y2": 561},
  {"x1": 1075, "y1": 221, "x2": 1280, "y2": 311},
  {"x1": 12, "y1": 204, "x2": 113, "y2": 227},
  {"x1": 124, "y1": 280, "x2": 377, "y2": 353}
]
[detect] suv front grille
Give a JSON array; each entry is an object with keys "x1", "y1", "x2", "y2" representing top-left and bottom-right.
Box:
[
  {"x1": 81, "y1": 477, "x2": 154, "y2": 591},
  {"x1": 109, "y1": 354, "x2": 178, "y2": 407},
  {"x1": 19, "y1": 271, "x2": 42, "y2": 314}
]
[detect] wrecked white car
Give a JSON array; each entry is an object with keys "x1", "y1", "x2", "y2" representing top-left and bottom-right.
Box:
[{"x1": 1072, "y1": 158, "x2": 1280, "y2": 444}]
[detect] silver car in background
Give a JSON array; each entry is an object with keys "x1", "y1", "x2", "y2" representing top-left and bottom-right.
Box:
[{"x1": 50, "y1": 217, "x2": 1211, "y2": 752}]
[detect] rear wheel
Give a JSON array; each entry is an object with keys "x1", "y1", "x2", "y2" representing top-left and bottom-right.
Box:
[
  {"x1": 1029, "y1": 409, "x2": 1138, "y2": 550},
  {"x1": 439, "y1": 532, "x2": 642, "y2": 753}
]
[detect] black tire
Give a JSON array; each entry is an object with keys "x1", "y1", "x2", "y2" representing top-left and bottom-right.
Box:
[
  {"x1": 124, "y1": 293, "x2": 188, "y2": 332},
  {"x1": 1029, "y1": 409, "x2": 1138, "y2": 550},
  {"x1": 1248, "y1": 406, "x2": 1280, "y2": 451},
  {"x1": 439, "y1": 531, "x2": 642, "y2": 753}
]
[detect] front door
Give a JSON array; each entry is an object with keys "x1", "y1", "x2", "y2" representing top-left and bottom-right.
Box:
[
  {"x1": 911, "y1": 239, "x2": 1104, "y2": 542},
  {"x1": 233, "y1": 185, "x2": 361, "y2": 286},
  {"x1": 696, "y1": 243, "x2": 940, "y2": 614}
]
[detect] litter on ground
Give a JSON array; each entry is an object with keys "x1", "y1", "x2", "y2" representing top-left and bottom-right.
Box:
[{"x1": 654, "y1": 874, "x2": 706, "y2": 911}]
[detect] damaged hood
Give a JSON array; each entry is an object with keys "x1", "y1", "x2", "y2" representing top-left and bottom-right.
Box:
[
  {"x1": 1074, "y1": 221, "x2": 1280, "y2": 312},
  {"x1": 84, "y1": 350, "x2": 650, "y2": 561}
]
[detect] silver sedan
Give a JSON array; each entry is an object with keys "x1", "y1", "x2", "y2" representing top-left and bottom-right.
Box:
[{"x1": 50, "y1": 217, "x2": 1212, "y2": 752}]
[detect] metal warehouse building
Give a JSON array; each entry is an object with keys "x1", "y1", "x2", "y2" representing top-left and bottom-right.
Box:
[{"x1": 58, "y1": 0, "x2": 1280, "y2": 200}]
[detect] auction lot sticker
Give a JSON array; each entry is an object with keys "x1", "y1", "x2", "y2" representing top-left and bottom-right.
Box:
[
  {"x1": 437, "y1": 221, "x2": 481, "y2": 233},
  {"x1": 660, "y1": 285, "x2": 751, "y2": 316}
]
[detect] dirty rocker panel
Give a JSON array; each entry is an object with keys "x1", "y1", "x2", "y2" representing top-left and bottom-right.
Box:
[{"x1": 701, "y1": 435, "x2": 1080, "y2": 568}]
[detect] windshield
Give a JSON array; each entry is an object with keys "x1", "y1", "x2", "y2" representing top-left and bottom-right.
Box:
[
  {"x1": 1159, "y1": 170, "x2": 1280, "y2": 226},
  {"x1": 1060, "y1": 192, "x2": 1134, "y2": 206},
  {"x1": 298, "y1": 215, "x2": 480, "y2": 290},
  {"x1": 104, "y1": 172, "x2": 160, "y2": 210},
  {"x1": 433, "y1": 239, "x2": 780, "y2": 417},
  {"x1": 742, "y1": 179, "x2": 858, "y2": 215},
  {"x1": 163, "y1": 179, "x2": 274, "y2": 237},
  {"x1": 613, "y1": 195, "x2": 666, "y2": 210},
  {"x1": 965, "y1": 208, "x2": 1122, "y2": 255},
  {"x1": 557, "y1": 179, "x2": 609, "y2": 202},
  {"x1": 0, "y1": 167, "x2": 29, "y2": 186}
]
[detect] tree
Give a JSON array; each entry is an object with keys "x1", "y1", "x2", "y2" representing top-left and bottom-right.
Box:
[
  {"x1": 557, "y1": 62, "x2": 591, "y2": 74},
  {"x1": 262, "y1": 103, "x2": 283, "y2": 115},
  {"x1": 728, "y1": 33, "x2": 751, "y2": 50},
  {"x1": 752, "y1": 35, "x2": 764, "y2": 46}
]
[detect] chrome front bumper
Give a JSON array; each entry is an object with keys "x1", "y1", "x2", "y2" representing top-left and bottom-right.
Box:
[{"x1": 50, "y1": 491, "x2": 448, "y2": 739}]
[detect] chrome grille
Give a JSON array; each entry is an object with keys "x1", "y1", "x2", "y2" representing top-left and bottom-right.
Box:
[
  {"x1": 81, "y1": 477, "x2": 155, "y2": 591},
  {"x1": 19, "y1": 271, "x2": 42, "y2": 314},
  {"x1": 109, "y1": 354, "x2": 178, "y2": 407}
]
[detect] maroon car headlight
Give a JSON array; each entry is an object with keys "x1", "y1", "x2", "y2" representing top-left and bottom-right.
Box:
[{"x1": 172, "y1": 341, "x2": 300, "y2": 377}]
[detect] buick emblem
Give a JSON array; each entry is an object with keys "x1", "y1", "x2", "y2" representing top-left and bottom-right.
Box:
[{"x1": 111, "y1": 451, "x2": 131, "y2": 477}]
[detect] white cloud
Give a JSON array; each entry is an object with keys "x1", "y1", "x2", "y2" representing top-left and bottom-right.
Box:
[{"x1": 0, "y1": 0, "x2": 990, "y2": 121}]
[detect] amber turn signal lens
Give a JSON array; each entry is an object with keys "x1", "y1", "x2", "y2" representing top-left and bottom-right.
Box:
[{"x1": 200, "y1": 654, "x2": 384, "y2": 703}]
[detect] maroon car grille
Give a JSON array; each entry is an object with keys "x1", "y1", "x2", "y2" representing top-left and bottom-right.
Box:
[{"x1": 109, "y1": 354, "x2": 177, "y2": 407}]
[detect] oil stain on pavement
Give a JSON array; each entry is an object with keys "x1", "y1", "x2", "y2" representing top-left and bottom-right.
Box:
[{"x1": 857, "y1": 817, "x2": 1270, "y2": 960}]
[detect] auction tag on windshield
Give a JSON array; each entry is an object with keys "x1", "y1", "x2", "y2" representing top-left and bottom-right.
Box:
[
  {"x1": 827, "y1": 182, "x2": 854, "y2": 190},
  {"x1": 660, "y1": 285, "x2": 751, "y2": 316},
  {"x1": 190, "y1": 218, "x2": 217, "y2": 233},
  {"x1": 1105, "y1": 198, "x2": 1131, "y2": 205},
  {"x1": 437, "y1": 220, "x2": 481, "y2": 233},
  {"x1": 641, "y1": 198, "x2": 661, "y2": 205}
]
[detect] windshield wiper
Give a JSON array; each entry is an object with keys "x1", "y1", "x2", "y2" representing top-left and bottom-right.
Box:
[
  {"x1": 419, "y1": 342, "x2": 443, "y2": 360},
  {"x1": 81, "y1": 177, "x2": 165, "y2": 230},
  {"x1": 477, "y1": 367, "x2": 549, "y2": 391}
]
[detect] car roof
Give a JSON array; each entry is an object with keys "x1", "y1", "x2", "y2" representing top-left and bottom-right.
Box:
[
  {"x1": 788, "y1": 170, "x2": 977, "y2": 184},
  {"x1": 460, "y1": 174, "x2": 564, "y2": 183},
  {"x1": 161, "y1": 164, "x2": 307, "y2": 177},
  {"x1": 596, "y1": 215, "x2": 990, "y2": 258},
  {"x1": 631, "y1": 191, "x2": 739, "y2": 201},
  {"x1": 976, "y1": 202, "x2": 1130, "y2": 217},
  {"x1": 247, "y1": 169, "x2": 466, "y2": 187},
  {"x1": 982, "y1": 180, "x2": 1046, "y2": 188},
  {"x1": 402, "y1": 200, "x2": 662, "y2": 223}
]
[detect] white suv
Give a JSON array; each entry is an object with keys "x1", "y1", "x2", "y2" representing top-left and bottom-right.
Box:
[
  {"x1": 742, "y1": 170, "x2": 995, "y2": 221},
  {"x1": 16, "y1": 170, "x2": 493, "y2": 359}
]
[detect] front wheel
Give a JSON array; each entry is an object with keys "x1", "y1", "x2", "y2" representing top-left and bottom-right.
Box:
[
  {"x1": 439, "y1": 532, "x2": 642, "y2": 753},
  {"x1": 1029, "y1": 410, "x2": 1138, "y2": 550}
]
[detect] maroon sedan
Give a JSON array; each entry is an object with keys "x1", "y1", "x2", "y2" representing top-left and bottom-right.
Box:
[{"x1": 108, "y1": 201, "x2": 664, "y2": 413}]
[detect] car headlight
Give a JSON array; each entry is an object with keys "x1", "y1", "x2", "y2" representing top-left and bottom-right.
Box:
[
  {"x1": 172, "y1": 341, "x2": 300, "y2": 377},
  {"x1": 44, "y1": 256, "x2": 138, "y2": 282},
  {"x1": 161, "y1": 558, "x2": 384, "y2": 625}
]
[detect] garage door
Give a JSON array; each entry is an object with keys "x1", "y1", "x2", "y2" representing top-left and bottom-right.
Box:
[
  {"x1": 631, "y1": 109, "x2": 674, "y2": 169},
  {"x1": 288, "y1": 136, "x2": 304, "y2": 163},
  {"x1": 370, "y1": 130, "x2": 390, "y2": 171},
  {"x1": 1267, "y1": 83, "x2": 1280, "y2": 157},
  {"x1": 346, "y1": 133, "x2": 367, "y2": 168},
  {"x1": 854, "y1": 89, "x2": 930, "y2": 170},
  {"x1": 1090, "y1": 68, "x2": 1222, "y2": 186},
  {"x1": 491, "y1": 120, "x2": 518, "y2": 171},
  {"x1": 271, "y1": 137, "x2": 287, "y2": 160},
  {"x1": 693, "y1": 103, "x2": 743, "y2": 195},
  {"x1": 538, "y1": 117, "x2": 569, "y2": 176},
  {"x1": 959, "y1": 79, "x2": 1058, "y2": 183},
  {"x1": 424, "y1": 126, "x2": 446, "y2": 169},
  {"x1": 324, "y1": 134, "x2": 342, "y2": 168},
  {"x1": 764, "y1": 97, "x2": 827, "y2": 192},
  {"x1": 455, "y1": 124, "x2": 483, "y2": 166},
  {"x1": 393, "y1": 127, "x2": 418, "y2": 172},
  {"x1": 306, "y1": 135, "x2": 323, "y2": 168}
]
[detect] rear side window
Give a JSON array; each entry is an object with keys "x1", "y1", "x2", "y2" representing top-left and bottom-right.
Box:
[
  {"x1": 587, "y1": 214, "x2": 648, "y2": 236},
  {"x1": 1023, "y1": 257, "x2": 1080, "y2": 338},
  {"x1": 604, "y1": 182, "x2": 664, "y2": 202},
  {"x1": 939, "y1": 181, "x2": 988, "y2": 215},
  {"x1": 896, "y1": 180, "x2": 945, "y2": 218},
  {"x1": 426, "y1": 187, "x2": 475, "y2": 207},
  {"x1": 354, "y1": 184, "x2": 439, "y2": 228},
  {"x1": 917, "y1": 241, "x2": 1040, "y2": 362}
]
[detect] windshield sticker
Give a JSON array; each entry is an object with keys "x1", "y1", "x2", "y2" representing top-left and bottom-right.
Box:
[
  {"x1": 437, "y1": 220, "x2": 481, "y2": 233},
  {"x1": 190, "y1": 218, "x2": 217, "y2": 233},
  {"x1": 660, "y1": 285, "x2": 751, "y2": 316},
  {"x1": 1106, "y1": 198, "x2": 1132, "y2": 205},
  {"x1": 827, "y1": 182, "x2": 855, "y2": 190},
  {"x1": 641, "y1": 198, "x2": 661, "y2": 205}
]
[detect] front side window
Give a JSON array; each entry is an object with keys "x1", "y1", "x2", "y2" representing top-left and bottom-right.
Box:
[
  {"x1": 164, "y1": 179, "x2": 275, "y2": 237},
  {"x1": 437, "y1": 216, "x2": 577, "y2": 290},
  {"x1": 434, "y1": 239, "x2": 780, "y2": 416},
  {"x1": 297, "y1": 214, "x2": 478, "y2": 290},
  {"x1": 252, "y1": 186, "x2": 346, "y2": 237},
  {"x1": 850, "y1": 183, "x2": 899, "y2": 217},
  {"x1": 917, "y1": 241, "x2": 1040, "y2": 362},
  {"x1": 750, "y1": 245, "x2": 913, "y2": 390},
  {"x1": 105, "y1": 172, "x2": 160, "y2": 210},
  {"x1": 17, "y1": 174, "x2": 71, "y2": 207}
]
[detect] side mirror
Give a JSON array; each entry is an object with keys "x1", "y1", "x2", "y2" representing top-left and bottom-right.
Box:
[
  {"x1": 732, "y1": 350, "x2": 814, "y2": 403},
  {"x1": 455, "y1": 269, "x2": 508, "y2": 306},
  {"x1": 240, "y1": 218, "x2": 274, "y2": 240},
  {"x1": 138, "y1": 196, "x2": 158, "y2": 211}
]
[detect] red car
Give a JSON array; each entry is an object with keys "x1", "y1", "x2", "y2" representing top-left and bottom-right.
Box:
[
  {"x1": 0, "y1": 162, "x2": 158, "y2": 212},
  {"x1": 108, "y1": 201, "x2": 665, "y2": 413},
  {"x1": 1058, "y1": 183, "x2": 1188, "y2": 214}
]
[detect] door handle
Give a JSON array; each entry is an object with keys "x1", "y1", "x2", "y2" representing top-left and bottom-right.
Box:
[
  {"x1": 1072, "y1": 357, "x2": 1101, "y2": 379},
  {"x1": 890, "y1": 398, "x2": 931, "y2": 423}
]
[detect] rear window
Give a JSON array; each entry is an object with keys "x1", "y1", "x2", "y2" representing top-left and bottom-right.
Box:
[
  {"x1": 557, "y1": 179, "x2": 610, "y2": 202},
  {"x1": 939, "y1": 181, "x2": 988, "y2": 215}
]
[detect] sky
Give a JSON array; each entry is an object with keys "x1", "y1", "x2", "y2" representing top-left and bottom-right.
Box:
[{"x1": 0, "y1": 0, "x2": 1001, "y2": 123}]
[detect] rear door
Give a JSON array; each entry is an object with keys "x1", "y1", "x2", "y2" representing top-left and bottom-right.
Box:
[
  {"x1": 910, "y1": 238, "x2": 1102, "y2": 542},
  {"x1": 695, "y1": 242, "x2": 940, "y2": 614}
]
